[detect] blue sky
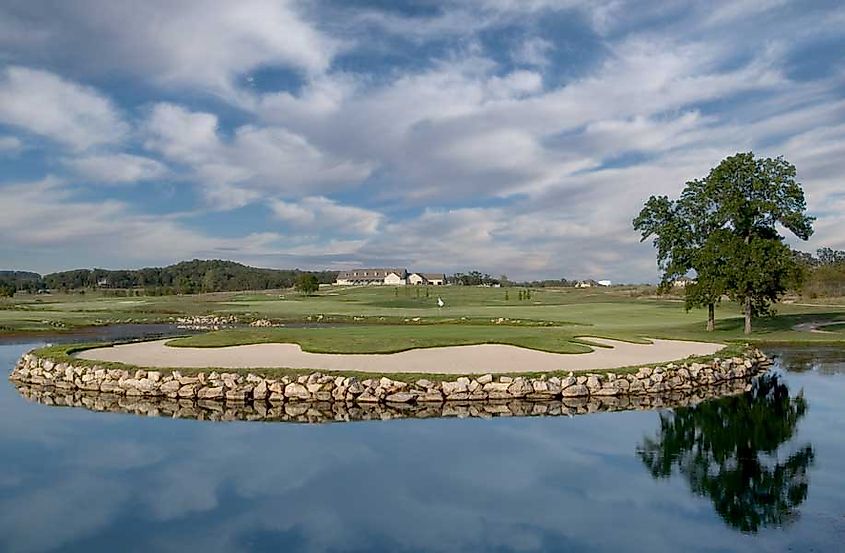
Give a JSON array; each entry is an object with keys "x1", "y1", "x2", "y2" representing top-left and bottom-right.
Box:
[{"x1": 0, "y1": 0, "x2": 843, "y2": 281}]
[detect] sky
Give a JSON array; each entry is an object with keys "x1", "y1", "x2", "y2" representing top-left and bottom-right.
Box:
[{"x1": 0, "y1": 0, "x2": 843, "y2": 282}]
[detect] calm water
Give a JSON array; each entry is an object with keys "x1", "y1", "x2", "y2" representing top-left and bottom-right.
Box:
[{"x1": 1, "y1": 338, "x2": 844, "y2": 552}]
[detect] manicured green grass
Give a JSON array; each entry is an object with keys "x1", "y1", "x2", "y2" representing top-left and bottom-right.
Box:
[
  {"x1": 166, "y1": 325, "x2": 638, "y2": 353},
  {"x1": 3, "y1": 286, "x2": 845, "y2": 349}
]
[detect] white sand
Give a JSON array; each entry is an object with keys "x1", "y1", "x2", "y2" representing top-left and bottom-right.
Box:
[{"x1": 75, "y1": 337, "x2": 723, "y2": 374}]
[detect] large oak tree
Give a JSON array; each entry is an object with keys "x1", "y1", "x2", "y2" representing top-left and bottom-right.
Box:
[{"x1": 635, "y1": 152, "x2": 814, "y2": 334}]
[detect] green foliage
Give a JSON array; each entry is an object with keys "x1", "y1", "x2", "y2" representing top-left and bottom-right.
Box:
[
  {"x1": 0, "y1": 271, "x2": 43, "y2": 294},
  {"x1": 0, "y1": 281, "x2": 16, "y2": 298},
  {"x1": 294, "y1": 273, "x2": 319, "y2": 295},
  {"x1": 635, "y1": 152, "x2": 814, "y2": 333},
  {"x1": 37, "y1": 260, "x2": 336, "y2": 294},
  {"x1": 795, "y1": 248, "x2": 845, "y2": 298},
  {"x1": 451, "y1": 271, "x2": 500, "y2": 286},
  {"x1": 638, "y1": 374, "x2": 814, "y2": 532}
]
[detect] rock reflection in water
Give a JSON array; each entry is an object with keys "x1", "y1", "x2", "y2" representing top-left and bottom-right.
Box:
[
  {"x1": 637, "y1": 374, "x2": 814, "y2": 533},
  {"x1": 14, "y1": 379, "x2": 754, "y2": 424}
]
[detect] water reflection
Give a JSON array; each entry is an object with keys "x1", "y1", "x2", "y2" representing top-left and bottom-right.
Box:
[
  {"x1": 637, "y1": 374, "x2": 814, "y2": 533},
  {"x1": 13, "y1": 379, "x2": 755, "y2": 424},
  {"x1": 770, "y1": 345, "x2": 845, "y2": 374}
]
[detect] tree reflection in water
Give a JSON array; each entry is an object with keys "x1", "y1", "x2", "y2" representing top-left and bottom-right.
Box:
[{"x1": 637, "y1": 374, "x2": 814, "y2": 533}]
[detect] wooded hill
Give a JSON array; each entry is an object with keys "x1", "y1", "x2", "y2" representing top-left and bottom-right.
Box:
[{"x1": 0, "y1": 260, "x2": 338, "y2": 295}]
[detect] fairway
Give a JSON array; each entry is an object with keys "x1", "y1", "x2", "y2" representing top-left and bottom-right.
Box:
[{"x1": 3, "y1": 286, "x2": 845, "y2": 350}]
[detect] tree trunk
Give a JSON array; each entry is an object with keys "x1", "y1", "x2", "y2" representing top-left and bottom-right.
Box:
[
  {"x1": 744, "y1": 296, "x2": 752, "y2": 335},
  {"x1": 743, "y1": 233, "x2": 753, "y2": 335},
  {"x1": 707, "y1": 303, "x2": 715, "y2": 332}
]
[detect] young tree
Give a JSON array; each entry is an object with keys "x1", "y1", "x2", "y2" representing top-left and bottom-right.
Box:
[{"x1": 295, "y1": 273, "x2": 319, "y2": 296}]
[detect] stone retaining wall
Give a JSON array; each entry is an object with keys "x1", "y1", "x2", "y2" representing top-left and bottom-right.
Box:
[{"x1": 10, "y1": 347, "x2": 771, "y2": 406}]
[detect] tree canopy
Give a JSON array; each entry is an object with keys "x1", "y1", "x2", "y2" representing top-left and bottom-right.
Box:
[
  {"x1": 0, "y1": 261, "x2": 337, "y2": 295},
  {"x1": 295, "y1": 273, "x2": 320, "y2": 295},
  {"x1": 634, "y1": 152, "x2": 814, "y2": 333}
]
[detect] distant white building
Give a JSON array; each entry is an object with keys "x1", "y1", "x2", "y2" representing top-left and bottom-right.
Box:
[
  {"x1": 673, "y1": 276, "x2": 697, "y2": 288},
  {"x1": 597, "y1": 280, "x2": 612, "y2": 287},
  {"x1": 335, "y1": 268, "x2": 408, "y2": 286},
  {"x1": 336, "y1": 268, "x2": 447, "y2": 286},
  {"x1": 408, "y1": 272, "x2": 447, "y2": 286}
]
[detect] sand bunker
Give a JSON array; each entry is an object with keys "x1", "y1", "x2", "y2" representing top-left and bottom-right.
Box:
[{"x1": 75, "y1": 337, "x2": 723, "y2": 374}]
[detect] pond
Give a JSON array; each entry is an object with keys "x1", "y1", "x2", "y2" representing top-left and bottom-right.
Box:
[{"x1": 1, "y1": 334, "x2": 844, "y2": 552}]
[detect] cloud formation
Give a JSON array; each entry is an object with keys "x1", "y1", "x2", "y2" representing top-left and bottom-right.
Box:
[
  {"x1": 0, "y1": 0, "x2": 843, "y2": 279},
  {"x1": 0, "y1": 66, "x2": 128, "y2": 151}
]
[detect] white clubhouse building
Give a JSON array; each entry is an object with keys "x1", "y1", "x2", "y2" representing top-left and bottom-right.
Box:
[{"x1": 335, "y1": 269, "x2": 446, "y2": 286}]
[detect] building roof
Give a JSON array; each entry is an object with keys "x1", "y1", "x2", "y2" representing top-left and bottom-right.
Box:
[{"x1": 422, "y1": 273, "x2": 446, "y2": 280}]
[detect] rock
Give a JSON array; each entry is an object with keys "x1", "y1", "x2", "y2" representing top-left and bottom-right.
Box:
[
  {"x1": 507, "y1": 379, "x2": 533, "y2": 397},
  {"x1": 253, "y1": 380, "x2": 268, "y2": 400},
  {"x1": 442, "y1": 380, "x2": 468, "y2": 395},
  {"x1": 386, "y1": 392, "x2": 416, "y2": 403},
  {"x1": 160, "y1": 380, "x2": 181, "y2": 395},
  {"x1": 356, "y1": 390, "x2": 379, "y2": 403},
  {"x1": 198, "y1": 386, "x2": 224, "y2": 400},
  {"x1": 477, "y1": 374, "x2": 493, "y2": 384},
  {"x1": 99, "y1": 381, "x2": 122, "y2": 393},
  {"x1": 178, "y1": 384, "x2": 198, "y2": 398},
  {"x1": 284, "y1": 383, "x2": 310, "y2": 401},
  {"x1": 226, "y1": 387, "x2": 251, "y2": 402},
  {"x1": 347, "y1": 380, "x2": 364, "y2": 395},
  {"x1": 418, "y1": 390, "x2": 444, "y2": 402},
  {"x1": 562, "y1": 384, "x2": 589, "y2": 397},
  {"x1": 482, "y1": 381, "x2": 512, "y2": 399}
]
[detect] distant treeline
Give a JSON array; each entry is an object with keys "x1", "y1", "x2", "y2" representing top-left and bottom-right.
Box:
[
  {"x1": 450, "y1": 271, "x2": 579, "y2": 288},
  {"x1": 0, "y1": 260, "x2": 338, "y2": 296},
  {"x1": 512, "y1": 278, "x2": 578, "y2": 288},
  {"x1": 796, "y1": 248, "x2": 845, "y2": 298},
  {"x1": 449, "y1": 271, "x2": 503, "y2": 286}
]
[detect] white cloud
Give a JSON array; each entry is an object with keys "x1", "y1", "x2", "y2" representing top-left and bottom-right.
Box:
[
  {"x1": 63, "y1": 153, "x2": 168, "y2": 184},
  {"x1": 0, "y1": 0, "x2": 339, "y2": 97},
  {"x1": 0, "y1": 135, "x2": 22, "y2": 154},
  {"x1": 0, "y1": 66, "x2": 128, "y2": 151},
  {"x1": 144, "y1": 103, "x2": 373, "y2": 209},
  {"x1": 512, "y1": 37, "x2": 555, "y2": 67},
  {"x1": 270, "y1": 196, "x2": 383, "y2": 236},
  {"x1": 1, "y1": 1, "x2": 844, "y2": 280},
  {"x1": 0, "y1": 177, "x2": 283, "y2": 270}
]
